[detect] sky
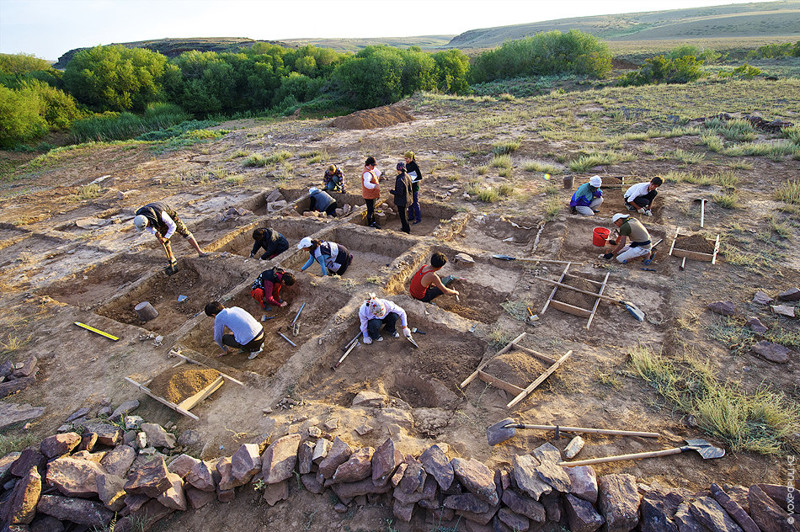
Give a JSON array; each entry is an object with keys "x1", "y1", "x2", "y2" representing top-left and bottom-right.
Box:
[{"x1": 1, "y1": 0, "x2": 764, "y2": 60}]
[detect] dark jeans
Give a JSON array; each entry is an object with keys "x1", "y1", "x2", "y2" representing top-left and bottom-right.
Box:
[
  {"x1": 222, "y1": 329, "x2": 264, "y2": 352},
  {"x1": 366, "y1": 312, "x2": 399, "y2": 339},
  {"x1": 333, "y1": 254, "x2": 353, "y2": 276},
  {"x1": 419, "y1": 286, "x2": 443, "y2": 302},
  {"x1": 407, "y1": 190, "x2": 421, "y2": 222},
  {"x1": 260, "y1": 238, "x2": 289, "y2": 260},
  {"x1": 626, "y1": 190, "x2": 657, "y2": 209},
  {"x1": 398, "y1": 205, "x2": 410, "y2": 233},
  {"x1": 365, "y1": 198, "x2": 376, "y2": 226}
]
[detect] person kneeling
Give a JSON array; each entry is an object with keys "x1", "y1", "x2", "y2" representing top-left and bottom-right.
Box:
[
  {"x1": 358, "y1": 294, "x2": 412, "y2": 344},
  {"x1": 409, "y1": 252, "x2": 460, "y2": 303},
  {"x1": 599, "y1": 213, "x2": 655, "y2": 264},
  {"x1": 251, "y1": 267, "x2": 295, "y2": 309},
  {"x1": 204, "y1": 301, "x2": 265, "y2": 360}
]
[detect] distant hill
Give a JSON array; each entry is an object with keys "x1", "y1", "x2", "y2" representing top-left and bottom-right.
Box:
[
  {"x1": 281, "y1": 36, "x2": 453, "y2": 53},
  {"x1": 446, "y1": 1, "x2": 800, "y2": 49}
]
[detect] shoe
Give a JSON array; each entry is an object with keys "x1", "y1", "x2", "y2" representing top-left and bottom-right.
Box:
[
  {"x1": 376, "y1": 336, "x2": 384, "y2": 342},
  {"x1": 644, "y1": 210, "x2": 653, "y2": 216},
  {"x1": 412, "y1": 220, "x2": 421, "y2": 225},
  {"x1": 626, "y1": 204, "x2": 637, "y2": 211},
  {"x1": 248, "y1": 349, "x2": 262, "y2": 360},
  {"x1": 390, "y1": 331, "x2": 400, "y2": 339},
  {"x1": 638, "y1": 207, "x2": 647, "y2": 214}
]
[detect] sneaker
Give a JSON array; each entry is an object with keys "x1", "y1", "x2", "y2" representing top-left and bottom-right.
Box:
[
  {"x1": 248, "y1": 349, "x2": 262, "y2": 360},
  {"x1": 376, "y1": 336, "x2": 384, "y2": 342},
  {"x1": 638, "y1": 207, "x2": 647, "y2": 215},
  {"x1": 412, "y1": 220, "x2": 421, "y2": 225},
  {"x1": 644, "y1": 210, "x2": 653, "y2": 216},
  {"x1": 390, "y1": 331, "x2": 400, "y2": 338}
]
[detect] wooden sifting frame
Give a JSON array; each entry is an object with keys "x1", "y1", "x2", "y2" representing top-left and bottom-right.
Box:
[
  {"x1": 460, "y1": 332, "x2": 573, "y2": 409},
  {"x1": 541, "y1": 263, "x2": 611, "y2": 329},
  {"x1": 668, "y1": 227, "x2": 720, "y2": 264}
]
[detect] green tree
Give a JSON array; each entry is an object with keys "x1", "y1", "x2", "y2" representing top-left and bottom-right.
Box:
[
  {"x1": 0, "y1": 85, "x2": 47, "y2": 147},
  {"x1": 63, "y1": 45, "x2": 175, "y2": 112},
  {"x1": 433, "y1": 49, "x2": 471, "y2": 94},
  {"x1": 334, "y1": 46, "x2": 406, "y2": 108}
]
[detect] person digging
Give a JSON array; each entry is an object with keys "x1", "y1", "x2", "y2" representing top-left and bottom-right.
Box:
[
  {"x1": 599, "y1": 213, "x2": 655, "y2": 264},
  {"x1": 624, "y1": 176, "x2": 663, "y2": 216},
  {"x1": 308, "y1": 187, "x2": 339, "y2": 217},
  {"x1": 250, "y1": 227, "x2": 289, "y2": 260},
  {"x1": 409, "y1": 252, "x2": 461, "y2": 303},
  {"x1": 204, "y1": 301, "x2": 265, "y2": 360},
  {"x1": 297, "y1": 237, "x2": 353, "y2": 276},
  {"x1": 358, "y1": 294, "x2": 412, "y2": 344},
  {"x1": 134, "y1": 202, "x2": 205, "y2": 272},
  {"x1": 251, "y1": 267, "x2": 295, "y2": 310}
]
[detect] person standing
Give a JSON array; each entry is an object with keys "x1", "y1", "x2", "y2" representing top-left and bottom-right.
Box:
[
  {"x1": 308, "y1": 187, "x2": 338, "y2": 216},
  {"x1": 204, "y1": 301, "x2": 265, "y2": 359},
  {"x1": 570, "y1": 176, "x2": 604, "y2": 216},
  {"x1": 599, "y1": 213, "x2": 655, "y2": 264},
  {"x1": 404, "y1": 151, "x2": 422, "y2": 225},
  {"x1": 361, "y1": 156, "x2": 381, "y2": 229},
  {"x1": 134, "y1": 202, "x2": 205, "y2": 267},
  {"x1": 323, "y1": 164, "x2": 345, "y2": 193},
  {"x1": 250, "y1": 227, "x2": 289, "y2": 260},
  {"x1": 358, "y1": 294, "x2": 413, "y2": 344},
  {"x1": 390, "y1": 161, "x2": 413, "y2": 234},
  {"x1": 251, "y1": 267, "x2": 295, "y2": 309},
  {"x1": 409, "y1": 252, "x2": 460, "y2": 303},
  {"x1": 624, "y1": 176, "x2": 662, "y2": 216},
  {"x1": 297, "y1": 237, "x2": 353, "y2": 276}
]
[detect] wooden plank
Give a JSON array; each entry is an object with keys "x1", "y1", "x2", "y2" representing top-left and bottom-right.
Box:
[
  {"x1": 179, "y1": 375, "x2": 224, "y2": 410},
  {"x1": 507, "y1": 350, "x2": 573, "y2": 408},
  {"x1": 169, "y1": 350, "x2": 245, "y2": 386},
  {"x1": 586, "y1": 271, "x2": 610, "y2": 330},
  {"x1": 541, "y1": 263, "x2": 570, "y2": 315},
  {"x1": 124, "y1": 377, "x2": 199, "y2": 420},
  {"x1": 671, "y1": 248, "x2": 713, "y2": 262},
  {"x1": 460, "y1": 332, "x2": 526, "y2": 388},
  {"x1": 668, "y1": 227, "x2": 679, "y2": 256},
  {"x1": 711, "y1": 234, "x2": 720, "y2": 265},
  {"x1": 477, "y1": 371, "x2": 525, "y2": 396},
  {"x1": 512, "y1": 344, "x2": 556, "y2": 365},
  {"x1": 550, "y1": 300, "x2": 593, "y2": 318}
]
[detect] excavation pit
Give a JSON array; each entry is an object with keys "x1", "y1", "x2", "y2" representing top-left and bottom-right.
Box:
[
  {"x1": 245, "y1": 188, "x2": 314, "y2": 215},
  {"x1": 39, "y1": 202, "x2": 114, "y2": 228},
  {"x1": 386, "y1": 372, "x2": 440, "y2": 408},
  {"x1": 349, "y1": 200, "x2": 458, "y2": 236},
  {"x1": 430, "y1": 280, "x2": 508, "y2": 324},
  {"x1": 454, "y1": 214, "x2": 541, "y2": 255},
  {"x1": 598, "y1": 177, "x2": 664, "y2": 223},
  {"x1": 209, "y1": 218, "x2": 331, "y2": 258},
  {"x1": 39, "y1": 254, "x2": 163, "y2": 308},
  {"x1": 189, "y1": 214, "x2": 258, "y2": 248},
  {"x1": 552, "y1": 216, "x2": 667, "y2": 262},
  {"x1": 0, "y1": 234, "x2": 69, "y2": 270},
  {"x1": 293, "y1": 192, "x2": 365, "y2": 218},
  {"x1": 95, "y1": 256, "x2": 250, "y2": 335},
  {"x1": 176, "y1": 281, "x2": 350, "y2": 376}
]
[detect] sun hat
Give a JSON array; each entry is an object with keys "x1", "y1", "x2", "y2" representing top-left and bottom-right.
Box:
[
  {"x1": 612, "y1": 213, "x2": 630, "y2": 223},
  {"x1": 589, "y1": 176, "x2": 602, "y2": 188},
  {"x1": 309, "y1": 187, "x2": 319, "y2": 194},
  {"x1": 297, "y1": 237, "x2": 313, "y2": 249},
  {"x1": 134, "y1": 215, "x2": 148, "y2": 231}
]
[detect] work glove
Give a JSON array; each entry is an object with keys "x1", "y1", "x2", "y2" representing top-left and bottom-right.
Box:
[
  {"x1": 402, "y1": 327, "x2": 412, "y2": 338},
  {"x1": 645, "y1": 210, "x2": 653, "y2": 216},
  {"x1": 363, "y1": 336, "x2": 373, "y2": 345}
]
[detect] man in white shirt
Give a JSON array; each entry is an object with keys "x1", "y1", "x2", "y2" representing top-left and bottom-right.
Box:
[
  {"x1": 134, "y1": 202, "x2": 205, "y2": 267},
  {"x1": 623, "y1": 177, "x2": 663, "y2": 216},
  {"x1": 204, "y1": 301, "x2": 264, "y2": 359}
]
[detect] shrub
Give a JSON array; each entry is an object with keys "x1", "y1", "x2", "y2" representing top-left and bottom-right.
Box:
[
  {"x1": 667, "y1": 45, "x2": 721, "y2": 63},
  {"x1": 717, "y1": 64, "x2": 762, "y2": 79},
  {"x1": 704, "y1": 118, "x2": 756, "y2": 142},
  {"x1": 492, "y1": 140, "x2": 520, "y2": 155},
  {"x1": 619, "y1": 55, "x2": 703, "y2": 86},
  {"x1": 0, "y1": 85, "x2": 47, "y2": 147}
]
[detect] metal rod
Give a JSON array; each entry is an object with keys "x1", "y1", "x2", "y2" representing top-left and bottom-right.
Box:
[
  {"x1": 291, "y1": 302, "x2": 306, "y2": 327},
  {"x1": 278, "y1": 331, "x2": 297, "y2": 347}
]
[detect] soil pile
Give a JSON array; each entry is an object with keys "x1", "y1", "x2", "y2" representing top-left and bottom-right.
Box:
[
  {"x1": 555, "y1": 275, "x2": 598, "y2": 309},
  {"x1": 483, "y1": 351, "x2": 546, "y2": 388},
  {"x1": 149, "y1": 367, "x2": 220, "y2": 404},
  {"x1": 675, "y1": 234, "x2": 714, "y2": 253},
  {"x1": 331, "y1": 105, "x2": 414, "y2": 130}
]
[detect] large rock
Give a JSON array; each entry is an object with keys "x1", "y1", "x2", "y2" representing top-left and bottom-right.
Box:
[
  {"x1": 261, "y1": 433, "x2": 301, "y2": 484},
  {"x1": 297, "y1": 441, "x2": 315, "y2": 475},
  {"x1": 331, "y1": 477, "x2": 392, "y2": 499},
  {"x1": 674, "y1": 502, "x2": 706, "y2": 532},
  {"x1": 708, "y1": 301, "x2": 736, "y2": 316},
  {"x1": 535, "y1": 459, "x2": 571, "y2": 493},
  {"x1": 749, "y1": 484, "x2": 795, "y2": 532},
  {"x1": 123, "y1": 456, "x2": 171, "y2": 497},
  {"x1": 532, "y1": 442, "x2": 561, "y2": 464},
  {"x1": 95, "y1": 472, "x2": 126, "y2": 512},
  {"x1": 710, "y1": 484, "x2": 759, "y2": 532},
  {"x1": 301, "y1": 473, "x2": 324, "y2": 494},
  {"x1": 333, "y1": 447, "x2": 373, "y2": 483},
  {"x1": 0, "y1": 375, "x2": 36, "y2": 398},
  {"x1": 398, "y1": 456, "x2": 426, "y2": 495},
  {"x1": 46, "y1": 456, "x2": 104, "y2": 497},
  {"x1": 419, "y1": 444, "x2": 453, "y2": 490},
  {"x1": 312, "y1": 438, "x2": 332, "y2": 464},
  {"x1": 393, "y1": 499, "x2": 415, "y2": 522},
  {"x1": 451, "y1": 458, "x2": 499, "y2": 506},
  {"x1": 36, "y1": 494, "x2": 113, "y2": 527},
  {"x1": 99, "y1": 444, "x2": 136, "y2": 478},
  {"x1": 372, "y1": 438, "x2": 404, "y2": 487},
  {"x1": 757, "y1": 483, "x2": 792, "y2": 511},
  {"x1": 564, "y1": 436, "x2": 586, "y2": 459},
  {"x1": 216, "y1": 457, "x2": 239, "y2": 491},
  {"x1": 565, "y1": 465, "x2": 598, "y2": 503},
  {"x1": 167, "y1": 454, "x2": 200, "y2": 479},
  {"x1": 185, "y1": 486, "x2": 216, "y2": 509},
  {"x1": 81, "y1": 422, "x2": 121, "y2": 446},
  {"x1": 126, "y1": 499, "x2": 173, "y2": 529},
  {"x1": 29, "y1": 515, "x2": 65, "y2": 532},
  {"x1": 231, "y1": 443, "x2": 261, "y2": 485},
  {"x1": 7, "y1": 466, "x2": 41, "y2": 525},
  {"x1": 689, "y1": 496, "x2": 743, "y2": 532},
  {"x1": 564, "y1": 493, "x2": 605, "y2": 532},
  {"x1": 11, "y1": 356, "x2": 37, "y2": 378},
  {"x1": 140, "y1": 423, "x2": 176, "y2": 449},
  {"x1": 541, "y1": 491, "x2": 564, "y2": 523},
  {"x1": 498, "y1": 507, "x2": 530, "y2": 531},
  {"x1": 640, "y1": 489, "x2": 684, "y2": 532},
  {"x1": 394, "y1": 476, "x2": 437, "y2": 505},
  {"x1": 263, "y1": 480, "x2": 289, "y2": 506},
  {"x1": 40, "y1": 433, "x2": 81, "y2": 459},
  {"x1": 178, "y1": 429, "x2": 202, "y2": 448},
  {"x1": 598, "y1": 473, "x2": 640, "y2": 531},
  {"x1": 352, "y1": 390, "x2": 385, "y2": 407},
  {"x1": 0, "y1": 402, "x2": 45, "y2": 430},
  {"x1": 502, "y1": 488, "x2": 546, "y2": 523},
  {"x1": 746, "y1": 317, "x2": 768, "y2": 334},
  {"x1": 10, "y1": 448, "x2": 46, "y2": 477},
  {"x1": 772, "y1": 304, "x2": 797, "y2": 318},
  {"x1": 512, "y1": 454, "x2": 551, "y2": 500},
  {"x1": 317, "y1": 436, "x2": 351, "y2": 479},
  {"x1": 186, "y1": 460, "x2": 215, "y2": 492},
  {"x1": 777, "y1": 287, "x2": 800, "y2": 301},
  {"x1": 751, "y1": 341, "x2": 791, "y2": 363},
  {"x1": 157, "y1": 472, "x2": 187, "y2": 511},
  {"x1": 444, "y1": 493, "x2": 490, "y2": 514},
  {"x1": 753, "y1": 291, "x2": 774, "y2": 305},
  {"x1": 110, "y1": 400, "x2": 139, "y2": 420}
]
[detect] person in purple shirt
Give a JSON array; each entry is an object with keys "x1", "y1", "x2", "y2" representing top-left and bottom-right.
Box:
[{"x1": 204, "y1": 301, "x2": 265, "y2": 359}]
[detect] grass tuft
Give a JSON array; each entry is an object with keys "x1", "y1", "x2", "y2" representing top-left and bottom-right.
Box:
[
  {"x1": 775, "y1": 180, "x2": 800, "y2": 204},
  {"x1": 490, "y1": 154, "x2": 512, "y2": 169},
  {"x1": 492, "y1": 140, "x2": 520, "y2": 155}
]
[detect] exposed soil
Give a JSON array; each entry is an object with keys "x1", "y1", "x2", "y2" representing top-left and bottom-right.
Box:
[
  {"x1": 148, "y1": 366, "x2": 220, "y2": 404},
  {"x1": 482, "y1": 350, "x2": 547, "y2": 389},
  {"x1": 555, "y1": 274, "x2": 600, "y2": 309},
  {"x1": 675, "y1": 233, "x2": 716, "y2": 253},
  {"x1": 331, "y1": 104, "x2": 415, "y2": 130}
]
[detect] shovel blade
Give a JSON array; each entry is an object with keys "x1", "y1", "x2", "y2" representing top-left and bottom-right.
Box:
[
  {"x1": 486, "y1": 418, "x2": 518, "y2": 446},
  {"x1": 623, "y1": 301, "x2": 645, "y2": 321},
  {"x1": 165, "y1": 264, "x2": 179, "y2": 276},
  {"x1": 685, "y1": 439, "x2": 726, "y2": 459},
  {"x1": 492, "y1": 254, "x2": 515, "y2": 261}
]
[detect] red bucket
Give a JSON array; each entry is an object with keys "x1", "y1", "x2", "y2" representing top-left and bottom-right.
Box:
[{"x1": 592, "y1": 227, "x2": 610, "y2": 247}]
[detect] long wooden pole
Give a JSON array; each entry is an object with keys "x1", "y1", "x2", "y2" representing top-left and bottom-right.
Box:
[{"x1": 510, "y1": 424, "x2": 659, "y2": 438}]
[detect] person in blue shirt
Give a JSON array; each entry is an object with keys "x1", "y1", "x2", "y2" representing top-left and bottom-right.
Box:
[
  {"x1": 570, "y1": 176, "x2": 604, "y2": 216},
  {"x1": 297, "y1": 237, "x2": 352, "y2": 276}
]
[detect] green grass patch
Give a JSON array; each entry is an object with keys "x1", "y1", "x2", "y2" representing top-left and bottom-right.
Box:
[
  {"x1": 568, "y1": 150, "x2": 635, "y2": 172},
  {"x1": 704, "y1": 117, "x2": 757, "y2": 141},
  {"x1": 776, "y1": 180, "x2": 800, "y2": 204},
  {"x1": 522, "y1": 159, "x2": 561, "y2": 174},
  {"x1": 722, "y1": 140, "x2": 800, "y2": 161},
  {"x1": 663, "y1": 170, "x2": 739, "y2": 187},
  {"x1": 243, "y1": 150, "x2": 293, "y2": 167},
  {"x1": 0, "y1": 434, "x2": 37, "y2": 456},
  {"x1": 543, "y1": 197, "x2": 563, "y2": 220},
  {"x1": 492, "y1": 140, "x2": 520, "y2": 155},
  {"x1": 490, "y1": 154, "x2": 512, "y2": 169},
  {"x1": 713, "y1": 191, "x2": 739, "y2": 209}
]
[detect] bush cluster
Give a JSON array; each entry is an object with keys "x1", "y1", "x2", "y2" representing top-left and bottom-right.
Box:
[
  {"x1": 746, "y1": 40, "x2": 800, "y2": 59},
  {"x1": 618, "y1": 55, "x2": 704, "y2": 86}
]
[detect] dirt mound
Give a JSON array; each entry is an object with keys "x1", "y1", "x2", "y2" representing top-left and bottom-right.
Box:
[
  {"x1": 675, "y1": 234, "x2": 714, "y2": 254},
  {"x1": 483, "y1": 351, "x2": 546, "y2": 389},
  {"x1": 331, "y1": 105, "x2": 414, "y2": 130},
  {"x1": 148, "y1": 367, "x2": 220, "y2": 404},
  {"x1": 555, "y1": 275, "x2": 598, "y2": 309}
]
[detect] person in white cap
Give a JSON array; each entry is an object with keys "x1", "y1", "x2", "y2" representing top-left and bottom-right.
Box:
[
  {"x1": 599, "y1": 213, "x2": 655, "y2": 263},
  {"x1": 297, "y1": 237, "x2": 352, "y2": 276},
  {"x1": 570, "y1": 176, "x2": 604, "y2": 216},
  {"x1": 133, "y1": 202, "x2": 205, "y2": 267},
  {"x1": 308, "y1": 187, "x2": 338, "y2": 216},
  {"x1": 358, "y1": 293, "x2": 412, "y2": 344}
]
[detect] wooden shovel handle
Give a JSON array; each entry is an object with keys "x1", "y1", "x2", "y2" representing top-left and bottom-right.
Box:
[
  {"x1": 535, "y1": 277, "x2": 624, "y2": 304},
  {"x1": 559, "y1": 447, "x2": 683, "y2": 467},
  {"x1": 514, "y1": 425, "x2": 659, "y2": 438}
]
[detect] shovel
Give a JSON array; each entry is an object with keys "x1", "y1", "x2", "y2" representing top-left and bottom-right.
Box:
[
  {"x1": 534, "y1": 277, "x2": 645, "y2": 321},
  {"x1": 493, "y1": 255, "x2": 580, "y2": 265},
  {"x1": 486, "y1": 417, "x2": 660, "y2": 446},
  {"x1": 559, "y1": 438, "x2": 725, "y2": 467}
]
